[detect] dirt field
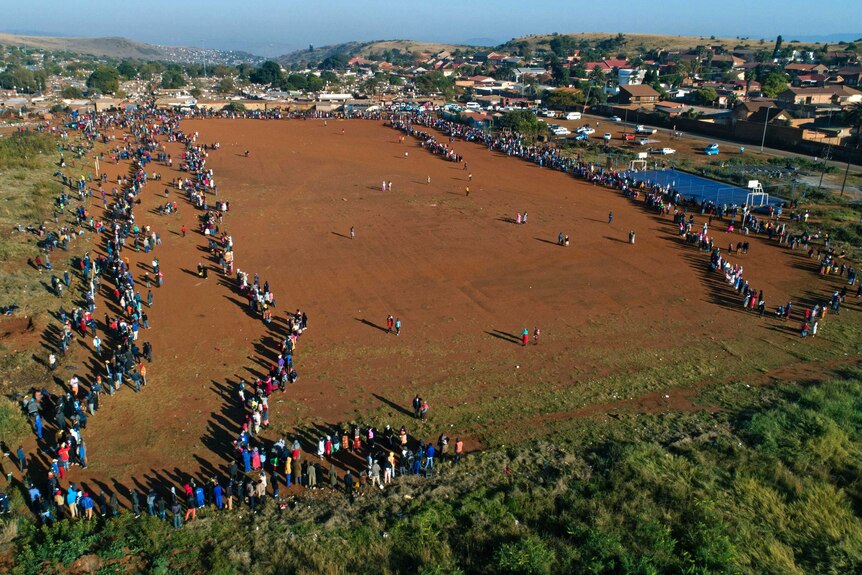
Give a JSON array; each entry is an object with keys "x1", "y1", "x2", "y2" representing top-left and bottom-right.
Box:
[{"x1": 17, "y1": 117, "x2": 858, "y2": 500}]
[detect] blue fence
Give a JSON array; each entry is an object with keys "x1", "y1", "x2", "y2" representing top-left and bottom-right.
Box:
[{"x1": 624, "y1": 169, "x2": 781, "y2": 206}]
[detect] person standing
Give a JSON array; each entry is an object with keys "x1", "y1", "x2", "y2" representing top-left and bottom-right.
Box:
[
  {"x1": 395, "y1": 318, "x2": 401, "y2": 336},
  {"x1": 16, "y1": 446, "x2": 25, "y2": 474},
  {"x1": 413, "y1": 394, "x2": 422, "y2": 419},
  {"x1": 454, "y1": 438, "x2": 464, "y2": 464},
  {"x1": 521, "y1": 328, "x2": 529, "y2": 347},
  {"x1": 533, "y1": 327, "x2": 541, "y2": 345},
  {"x1": 350, "y1": 226, "x2": 355, "y2": 240},
  {"x1": 34, "y1": 414, "x2": 43, "y2": 440},
  {"x1": 629, "y1": 230, "x2": 636, "y2": 244},
  {"x1": 171, "y1": 499, "x2": 182, "y2": 528},
  {"x1": 386, "y1": 315, "x2": 394, "y2": 333},
  {"x1": 608, "y1": 211, "x2": 613, "y2": 224},
  {"x1": 80, "y1": 492, "x2": 95, "y2": 520},
  {"x1": 180, "y1": 225, "x2": 187, "y2": 237}
]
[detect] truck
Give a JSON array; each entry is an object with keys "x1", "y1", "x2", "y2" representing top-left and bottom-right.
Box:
[{"x1": 634, "y1": 125, "x2": 657, "y2": 135}]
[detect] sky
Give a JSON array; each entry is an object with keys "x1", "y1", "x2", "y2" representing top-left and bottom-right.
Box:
[{"x1": 3, "y1": 0, "x2": 860, "y2": 57}]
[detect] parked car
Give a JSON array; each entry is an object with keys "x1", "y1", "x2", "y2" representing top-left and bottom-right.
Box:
[
  {"x1": 608, "y1": 115, "x2": 622, "y2": 122},
  {"x1": 577, "y1": 126, "x2": 596, "y2": 135},
  {"x1": 564, "y1": 111, "x2": 582, "y2": 120},
  {"x1": 634, "y1": 124, "x2": 657, "y2": 135},
  {"x1": 573, "y1": 132, "x2": 589, "y2": 141},
  {"x1": 551, "y1": 126, "x2": 571, "y2": 136},
  {"x1": 622, "y1": 133, "x2": 636, "y2": 141},
  {"x1": 705, "y1": 143, "x2": 720, "y2": 155},
  {"x1": 655, "y1": 147, "x2": 676, "y2": 155},
  {"x1": 465, "y1": 102, "x2": 481, "y2": 110},
  {"x1": 637, "y1": 137, "x2": 651, "y2": 145},
  {"x1": 603, "y1": 133, "x2": 612, "y2": 141}
]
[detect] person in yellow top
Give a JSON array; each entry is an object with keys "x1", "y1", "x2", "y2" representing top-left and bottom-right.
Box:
[
  {"x1": 284, "y1": 456, "x2": 293, "y2": 488},
  {"x1": 139, "y1": 364, "x2": 147, "y2": 387}
]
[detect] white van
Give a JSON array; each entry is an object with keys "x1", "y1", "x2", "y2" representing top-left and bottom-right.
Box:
[
  {"x1": 465, "y1": 102, "x2": 481, "y2": 110},
  {"x1": 564, "y1": 112, "x2": 582, "y2": 121}
]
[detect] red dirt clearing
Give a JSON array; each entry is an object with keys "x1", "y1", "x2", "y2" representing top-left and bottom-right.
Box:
[{"x1": 20, "y1": 117, "x2": 855, "y2": 496}]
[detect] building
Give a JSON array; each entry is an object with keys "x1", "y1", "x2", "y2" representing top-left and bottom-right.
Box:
[
  {"x1": 618, "y1": 69, "x2": 646, "y2": 86},
  {"x1": 777, "y1": 86, "x2": 862, "y2": 108},
  {"x1": 618, "y1": 84, "x2": 660, "y2": 105}
]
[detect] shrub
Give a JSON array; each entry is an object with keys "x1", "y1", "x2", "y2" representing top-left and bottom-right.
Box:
[{"x1": 495, "y1": 535, "x2": 555, "y2": 575}]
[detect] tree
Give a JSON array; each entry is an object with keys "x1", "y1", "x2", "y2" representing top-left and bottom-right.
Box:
[
  {"x1": 60, "y1": 85, "x2": 83, "y2": 99},
  {"x1": 320, "y1": 70, "x2": 338, "y2": 85},
  {"x1": 843, "y1": 102, "x2": 862, "y2": 144},
  {"x1": 86, "y1": 65, "x2": 120, "y2": 95},
  {"x1": 161, "y1": 69, "x2": 186, "y2": 89},
  {"x1": 571, "y1": 64, "x2": 587, "y2": 80},
  {"x1": 773, "y1": 35, "x2": 784, "y2": 58},
  {"x1": 695, "y1": 87, "x2": 719, "y2": 105},
  {"x1": 318, "y1": 53, "x2": 349, "y2": 70},
  {"x1": 189, "y1": 87, "x2": 202, "y2": 98},
  {"x1": 216, "y1": 77, "x2": 235, "y2": 94},
  {"x1": 137, "y1": 61, "x2": 163, "y2": 81},
  {"x1": 761, "y1": 71, "x2": 789, "y2": 98},
  {"x1": 117, "y1": 60, "x2": 138, "y2": 80},
  {"x1": 285, "y1": 73, "x2": 308, "y2": 91},
  {"x1": 499, "y1": 110, "x2": 547, "y2": 139},
  {"x1": 543, "y1": 89, "x2": 582, "y2": 110},
  {"x1": 223, "y1": 102, "x2": 246, "y2": 113},
  {"x1": 249, "y1": 61, "x2": 283, "y2": 86},
  {"x1": 415, "y1": 71, "x2": 455, "y2": 99},
  {"x1": 305, "y1": 74, "x2": 324, "y2": 92},
  {"x1": 0, "y1": 65, "x2": 37, "y2": 91}
]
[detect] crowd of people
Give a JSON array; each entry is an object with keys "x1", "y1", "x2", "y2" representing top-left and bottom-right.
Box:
[
  {"x1": 6, "y1": 102, "x2": 857, "y2": 527},
  {"x1": 8, "y1": 103, "x2": 465, "y2": 528},
  {"x1": 388, "y1": 111, "x2": 859, "y2": 328}
]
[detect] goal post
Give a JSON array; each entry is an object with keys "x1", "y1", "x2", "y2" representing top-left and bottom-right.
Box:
[{"x1": 744, "y1": 179, "x2": 769, "y2": 208}]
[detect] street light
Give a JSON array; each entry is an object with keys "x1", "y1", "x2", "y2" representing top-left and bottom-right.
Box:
[{"x1": 759, "y1": 105, "x2": 774, "y2": 153}]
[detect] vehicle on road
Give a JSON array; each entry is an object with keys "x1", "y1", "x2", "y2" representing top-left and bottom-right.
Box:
[
  {"x1": 603, "y1": 132, "x2": 612, "y2": 141},
  {"x1": 622, "y1": 133, "x2": 636, "y2": 141},
  {"x1": 705, "y1": 143, "x2": 720, "y2": 155},
  {"x1": 564, "y1": 111, "x2": 582, "y2": 120},
  {"x1": 608, "y1": 116, "x2": 622, "y2": 122},
  {"x1": 577, "y1": 126, "x2": 596, "y2": 135},
  {"x1": 465, "y1": 102, "x2": 481, "y2": 110},
  {"x1": 573, "y1": 132, "x2": 589, "y2": 141},
  {"x1": 638, "y1": 137, "x2": 651, "y2": 145},
  {"x1": 649, "y1": 147, "x2": 676, "y2": 155},
  {"x1": 634, "y1": 125, "x2": 657, "y2": 135},
  {"x1": 550, "y1": 125, "x2": 571, "y2": 136}
]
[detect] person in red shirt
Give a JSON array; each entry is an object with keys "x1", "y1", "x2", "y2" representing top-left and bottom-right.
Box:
[{"x1": 57, "y1": 442, "x2": 71, "y2": 479}]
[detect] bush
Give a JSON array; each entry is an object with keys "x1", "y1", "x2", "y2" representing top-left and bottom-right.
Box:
[
  {"x1": 0, "y1": 132, "x2": 56, "y2": 170},
  {"x1": 0, "y1": 397, "x2": 29, "y2": 446},
  {"x1": 495, "y1": 535, "x2": 555, "y2": 575}
]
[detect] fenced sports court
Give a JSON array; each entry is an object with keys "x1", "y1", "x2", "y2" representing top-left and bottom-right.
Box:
[{"x1": 625, "y1": 168, "x2": 781, "y2": 206}]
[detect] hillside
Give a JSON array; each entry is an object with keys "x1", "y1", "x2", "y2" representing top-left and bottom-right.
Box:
[
  {"x1": 0, "y1": 33, "x2": 262, "y2": 64},
  {"x1": 501, "y1": 31, "x2": 861, "y2": 55},
  {"x1": 277, "y1": 39, "x2": 482, "y2": 66},
  {"x1": 0, "y1": 33, "x2": 169, "y2": 59}
]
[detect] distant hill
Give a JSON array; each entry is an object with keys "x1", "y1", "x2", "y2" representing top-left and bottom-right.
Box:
[
  {"x1": 501, "y1": 32, "x2": 770, "y2": 54},
  {"x1": 0, "y1": 33, "x2": 262, "y2": 64},
  {"x1": 277, "y1": 39, "x2": 483, "y2": 67},
  {"x1": 0, "y1": 33, "x2": 169, "y2": 59}
]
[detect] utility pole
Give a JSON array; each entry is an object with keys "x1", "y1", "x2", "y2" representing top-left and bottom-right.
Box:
[
  {"x1": 840, "y1": 145, "x2": 857, "y2": 197},
  {"x1": 760, "y1": 106, "x2": 773, "y2": 152},
  {"x1": 817, "y1": 146, "x2": 832, "y2": 192}
]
